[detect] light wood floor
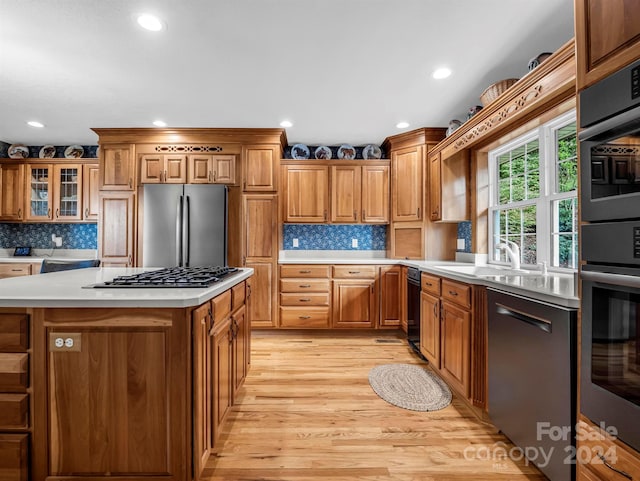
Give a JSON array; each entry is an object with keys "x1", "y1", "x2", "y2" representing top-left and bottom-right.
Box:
[{"x1": 204, "y1": 330, "x2": 546, "y2": 481}]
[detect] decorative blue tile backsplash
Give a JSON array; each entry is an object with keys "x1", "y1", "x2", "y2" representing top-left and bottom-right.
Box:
[
  {"x1": 283, "y1": 224, "x2": 386, "y2": 250},
  {"x1": 457, "y1": 221, "x2": 472, "y2": 253},
  {"x1": 0, "y1": 223, "x2": 97, "y2": 249}
]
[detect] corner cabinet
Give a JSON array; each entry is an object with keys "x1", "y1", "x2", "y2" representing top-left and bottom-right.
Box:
[
  {"x1": 0, "y1": 162, "x2": 24, "y2": 221},
  {"x1": 575, "y1": 0, "x2": 640, "y2": 90}
]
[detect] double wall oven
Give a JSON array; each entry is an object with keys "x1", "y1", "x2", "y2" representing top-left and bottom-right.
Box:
[{"x1": 580, "y1": 58, "x2": 640, "y2": 453}]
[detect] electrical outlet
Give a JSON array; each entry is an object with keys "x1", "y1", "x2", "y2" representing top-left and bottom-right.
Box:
[
  {"x1": 54, "y1": 236, "x2": 62, "y2": 247},
  {"x1": 292, "y1": 238, "x2": 299, "y2": 248},
  {"x1": 457, "y1": 238, "x2": 465, "y2": 250},
  {"x1": 351, "y1": 238, "x2": 358, "y2": 248},
  {"x1": 51, "y1": 233, "x2": 56, "y2": 242}
]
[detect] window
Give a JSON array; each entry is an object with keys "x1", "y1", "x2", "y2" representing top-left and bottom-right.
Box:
[{"x1": 489, "y1": 111, "x2": 577, "y2": 269}]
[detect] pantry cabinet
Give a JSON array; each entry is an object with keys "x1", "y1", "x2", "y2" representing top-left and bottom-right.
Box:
[
  {"x1": 575, "y1": 0, "x2": 640, "y2": 90},
  {"x1": 139, "y1": 154, "x2": 187, "y2": 184},
  {"x1": 0, "y1": 163, "x2": 24, "y2": 221}
]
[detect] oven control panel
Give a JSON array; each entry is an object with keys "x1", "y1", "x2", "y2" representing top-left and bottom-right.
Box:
[{"x1": 635, "y1": 226, "x2": 640, "y2": 258}]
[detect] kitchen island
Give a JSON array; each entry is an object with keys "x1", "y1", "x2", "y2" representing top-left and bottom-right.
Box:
[{"x1": 0, "y1": 266, "x2": 253, "y2": 481}]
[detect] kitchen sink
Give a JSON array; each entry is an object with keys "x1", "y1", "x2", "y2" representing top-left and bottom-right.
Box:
[{"x1": 433, "y1": 265, "x2": 539, "y2": 277}]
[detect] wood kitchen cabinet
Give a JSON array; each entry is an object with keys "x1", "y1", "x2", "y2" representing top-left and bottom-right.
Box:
[
  {"x1": 24, "y1": 163, "x2": 83, "y2": 222},
  {"x1": 379, "y1": 265, "x2": 401, "y2": 328},
  {"x1": 331, "y1": 165, "x2": 361, "y2": 223},
  {"x1": 100, "y1": 143, "x2": 135, "y2": 190},
  {"x1": 575, "y1": 0, "x2": 640, "y2": 90},
  {"x1": 429, "y1": 150, "x2": 469, "y2": 222},
  {"x1": 440, "y1": 279, "x2": 471, "y2": 398},
  {"x1": 283, "y1": 165, "x2": 329, "y2": 223},
  {"x1": 0, "y1": 263, "x2": 39, "y2": 279},
  {"x1": 420, "y1": 273, "x2": 441, "y2": 366},
  {"x1": 188, "y1": 154, "x2": 236, "y2": 184},
  {"x1": 361, "y1": 165, "x2": 389, "y2": 223},
  {"x1": 192, "y1": 303, "x2": 212, "y2": 480},
  {"x1": 391, "y1": 145, "x2": 423, "y2": 222},
  {"x1": 244, "y1": 194, "x2": 278, "y2": 327},
  {"x1": 243, "y1": 144, "x2": 279, "y2": 191},
  {"x1": 332, "y1": 266, "x2": 377, "y2": 328},
  {"x1": 98, "y1": 191, "x2": 135, "y2": 266},
  {"x1": 82, "y1": 163, "x2": 99, "y2": 221},
  {"x1": 279, "y1": 265, "x2": 331, "y2": 328},
  {"x1": 139, "y1": 154, "x2": 187, "y2": 184},
  {"x1": 0, "y1": 162, "x2": 24, "y2": 221}
]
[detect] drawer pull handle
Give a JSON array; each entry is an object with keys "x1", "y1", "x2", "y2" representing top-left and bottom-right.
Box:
[
  {"x1": 448, "y1": 290, "x2": 458, "y2": 296},
  {"x1": 299, "y1": 316, "x2": 311, "y2": 319},
  {"x1": 11, "y1": 269, "x2": 22, "y2": 272},
  {"x1": 424, "y1": 282, "x2": 432, "y2": 286},
  {"x1": 299, "y1": 284, "x2": 311, "y2": 288},
  {"x1": 597, "y1": 453, "x2": 633, "y2": 480},
  {"x1": 299, "y1": 298, "x2": 311, "y2": 302},
  {"x1": 348, "y1": 271, "x2": 360, "y2": 274},
  {"x1": 299, "y1": 270, "x2": 311, "y2": 273}
]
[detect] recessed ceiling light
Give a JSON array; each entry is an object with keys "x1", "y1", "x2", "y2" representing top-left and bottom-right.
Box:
[
  {"x1": 137, "y1": 14, "x2": 164, "y2": 31},
  {"x1": 280, "y1": 120, "x2": 293, "y2": 128},
  {"x1": 27, "y1": 121, "x2": 45, "y2": 128},
  {"x1": 153, "y1": 120, "x2": 167, "y2": 127},
  {"x1": 432, "y1": 67, "x2": 452, "y2": 79},
  {"x1": 396, "y1": 122, "x2": 410, "y2": 129}
]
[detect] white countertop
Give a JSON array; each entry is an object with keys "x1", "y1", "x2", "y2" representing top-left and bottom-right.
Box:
[
  {"x1": 0, "y1": 249, "x2": 98, "y2": 263},
  {"x1": 278, "y1": 251, "x2": 579, "y2": 308},
  {"x1": 0, "y1": 267, "x2": 253, "y2": 308}
]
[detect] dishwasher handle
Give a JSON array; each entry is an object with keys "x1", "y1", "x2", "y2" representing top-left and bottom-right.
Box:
[{"x1": 496, "y1": 303, "x2": 552, "y2": 333}]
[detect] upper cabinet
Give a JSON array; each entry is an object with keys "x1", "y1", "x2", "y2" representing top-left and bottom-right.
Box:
[
  {"x1": 391, "y1": 146, "x2": 423, "y2": 222},
  {"x1": 83, "y1": 163, "x2": 100, "y2": 221},
  {"x1": 243, "y1": 145, "x2": 279, "y2": 191},
  {"x1": 188, "y1": 154, "x2": 236, "y2": 184},
  {"x1": 139, "y1": 154, "x2": 187, "y2": 184},
  {"x1": 100, "y1": 143, "x2": 135, "y2": 190},
  {"x1": 284, "y1": 165, "x2": 329, "y2": 223},
  {"x1": 0, "y1": 163, "x2": 24, "y2": 221},
  {"x1": 429, "y1": 150, "x2": 469, "y2": 222},
  {"x1": 575, "y1": 0, "x2": 640, "y2": 90},
  {"x1": 282, "y1": 161, "x2": 390, "y2": 224},
  {"x1": 25, "y1": 163, "x2": 84, "y2": 222}
]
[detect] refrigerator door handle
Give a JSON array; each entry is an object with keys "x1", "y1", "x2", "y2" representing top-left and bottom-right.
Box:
[
  {"x1": 176, "y1": 195, "x2": 183, "y2": 267},
  {"x1": 183, "y1": 195, "x2": 190, "y2": 267}
]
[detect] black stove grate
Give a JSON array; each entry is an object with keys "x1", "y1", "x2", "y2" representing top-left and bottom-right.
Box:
[{"x1": 94, "y1": 266, "x2": 238, "y2": 288}]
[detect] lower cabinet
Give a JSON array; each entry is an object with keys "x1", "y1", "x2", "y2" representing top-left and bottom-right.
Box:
[
  {"x1": 0, "y1": 310, "x2": 30, "y2": 481},
  {"x1": 420, "y1": 291, "x2": 440, "y2": 367},
  {"x1": 379, "y1": 266, "x2": 401, "y2": 328},
  {"x1": 440, "y1": 300, "x2": 471, "y2": 398},
  {"x1": 98, "y1": 191, "x2": 135, "y2": 266},
  {"x1": 212, "y1": 316, "x2": 233, "y2": 445},
  {"x1": 332, "y1": 279, "x2": 377, "y2": 328},
  {"x1": 0, "y1": 263, "x2": 39, "y2": 279}
]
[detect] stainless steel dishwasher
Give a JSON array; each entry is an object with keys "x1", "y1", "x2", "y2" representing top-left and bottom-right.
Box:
[{"x1": 488, "y1": 288, "x2": 576, "y2": 481}]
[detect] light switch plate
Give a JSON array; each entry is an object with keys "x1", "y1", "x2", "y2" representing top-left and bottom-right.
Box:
[
  {"x1": 457, "y1": 238, "x2": 465, "y2": 250},
  {"x1": 352, "y1": 238, "x2": 358, "y2": 248},
  {"x1": 292, "y1": 238, "x2": 299, "y2": 247}
]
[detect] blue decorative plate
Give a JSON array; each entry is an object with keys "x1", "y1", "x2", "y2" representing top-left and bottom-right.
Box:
[
  {"x1": 291, "y1": 144, "x2": 310, "y2": 160},
  {"x1": 314, "y1": 145, "x2": 332, "y2": 160},
  {"x1": 337, "y1": 144, "x2": 356, "y2": 160},
  {"x1": 362, "y1": 144, "x2": 382, "y2": 160}
]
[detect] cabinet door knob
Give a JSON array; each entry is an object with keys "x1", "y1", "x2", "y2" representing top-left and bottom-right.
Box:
[
  {"x1": 324, "y1": 210, "x2": 327, "y2": 221},
  {"x1": 47, "y1": 208, "x2": 51, "y2": 218},
  {"x1": 85, "y1": 208, "x2": 89, "y2": 218},
  {"x1": 129, "y1": 178, "x2": 133, "y2": 188},
  {"x1": 417, "y1": 207, "x2": 421, "y2": 218},
  {"x1": 17, "y1": 208, "x2": 21, "y2": 219},
  {"x1": 213, "y1": 171, "x2": 217, "y2": 182},
  {"x1": 353, "y1": 211, "x2": 356, "y2": 220},
  {"x1": 128, "y1": 255, "x2": 132, "y2": 266},
  {"x1": 448, "y1": 290, "x2": 458, "y2": 296}
]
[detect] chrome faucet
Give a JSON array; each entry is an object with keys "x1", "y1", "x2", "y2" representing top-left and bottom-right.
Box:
[{"x1": 496, "y1": 240, "x2": 521, "y2": 270}]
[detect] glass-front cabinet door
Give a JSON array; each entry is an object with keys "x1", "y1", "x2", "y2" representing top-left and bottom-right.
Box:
[
  {"x1": 54, "y1": 165, "x2": 82, "y2": 221},
  {"x1": 26, "y1": 164, "x2": 53, "y2": 221}
]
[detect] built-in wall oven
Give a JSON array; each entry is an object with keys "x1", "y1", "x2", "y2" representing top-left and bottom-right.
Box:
[{"x1": 580, "y1": 57, "x2": 640, "y2": 454}]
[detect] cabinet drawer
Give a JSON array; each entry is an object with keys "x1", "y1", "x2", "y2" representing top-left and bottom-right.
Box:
[
  {"x1": 0, "y1": 433, "x2": 29, "y2": 481},
  {"x1": 280, "y1": 293, "x2": 330, "y2": 307},
  {"x1": 577, "y1": 419, "x2": 640, "y2": 481},
  {"x1": 0, "y1": 394, "x2": 28, "y2": 429},
  {"x1": 332, "y1": 265, "x2": 377, "y2": 279},
  {"x1": 279, "y1": 307, "x2": 330, "y2": 328},
  {"x1": 280, "y1": 279, "x2": 330, "y2": 293},
  {"x1": 231, "y1": 281, "x2": 246, "y2": 311},
  {"x1": 0, "y1": 264, "x2": 31, "y2": 279},
  {"x1": 0, "y1": 314, "x2": 29, "y2": 352},
  {"x1": 280, "y1": 265, "x2": 329, "y2": 278},
  {"x1": 212, "y1": 290, "x2": 231, "y2": 323},
  {"x1": 441, "y1": 279, "x2": 471, "y2": 309},
  {"x1": 421, "y1": 273, "x2": 441, "y2": 296},
  {"x1": 0, "y1": 354, "x2": 28, "y2": 392}
]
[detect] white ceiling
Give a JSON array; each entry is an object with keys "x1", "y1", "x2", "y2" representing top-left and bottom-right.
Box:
[{"x1": 0, "y1": 0, "x2": 575, "y2": 147}]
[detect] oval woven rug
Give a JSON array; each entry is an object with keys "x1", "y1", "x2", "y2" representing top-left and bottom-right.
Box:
[{"x1": 368, "y1": 364, "x2": 452, "y2": 411}]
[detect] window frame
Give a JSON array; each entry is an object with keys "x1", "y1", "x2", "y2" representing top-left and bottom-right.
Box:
[{"x1": 488, "y1": 110, "x2": 577, "y2": 271}]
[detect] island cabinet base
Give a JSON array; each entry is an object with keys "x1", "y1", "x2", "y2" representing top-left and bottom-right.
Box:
[{"x1": 31, "y1": 307, "x2": 191, "y2": 481}]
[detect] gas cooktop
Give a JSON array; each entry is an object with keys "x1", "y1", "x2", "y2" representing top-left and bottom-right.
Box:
[{"x1": 93, "y1": 266, "x2": 239, "y2": 288}]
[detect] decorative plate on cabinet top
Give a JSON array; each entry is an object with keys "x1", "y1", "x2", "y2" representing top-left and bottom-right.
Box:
[
  {"x1": 314, "y1": 145, "x2": 332, "y2": 160},
  {"x1": 39, "y1": 144, "x2": 56, "y2": 158},
  {"x1": 64, "y1": 144, "x2": 84, "y2": 159},
  {"x1": 362, "y1": 144, "x2": 382, "y2": 160},
  {"x1": 8, "y1": 144, "x2": 29, "y2": 159},
  {"x1": 337, "y1": 144, "x2": 356, "y2": 160},
  {"x1": 291, "y1": 143, "x2": 310, "y2": 160}
]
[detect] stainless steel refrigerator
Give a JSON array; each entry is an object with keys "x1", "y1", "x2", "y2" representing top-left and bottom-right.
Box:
[{"x1": 142, "y1": 184, "x2": 227, "y2": 267}]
